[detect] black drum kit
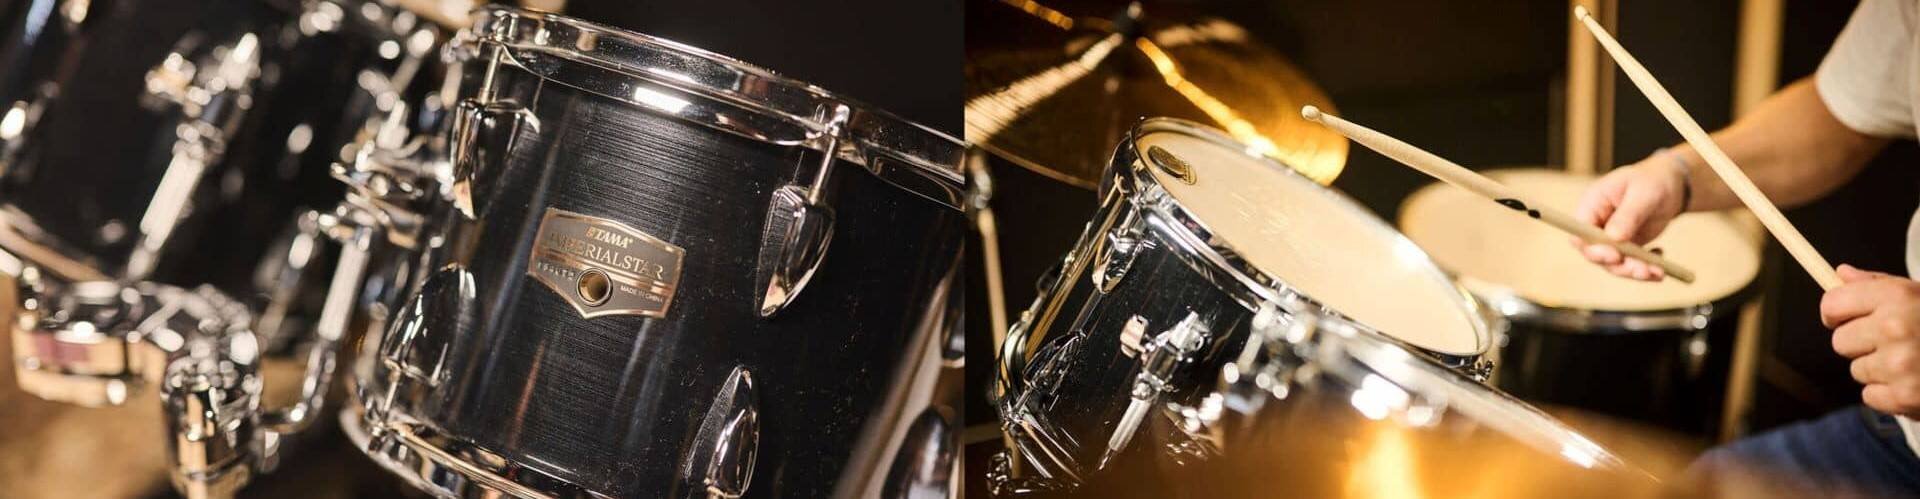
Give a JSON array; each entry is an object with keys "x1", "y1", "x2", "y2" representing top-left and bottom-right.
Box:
[
  {"x1": 0, "y1": 0, "x2": 1774, "y2": 496},
  {"x1": 965, "y1": 1, "x2": 1758, "y2": 497},
  {"x1": 0, "y1": 1, "x2": 963, "y2": 498}
]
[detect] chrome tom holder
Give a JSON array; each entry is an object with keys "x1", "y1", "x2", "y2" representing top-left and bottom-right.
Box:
[{"x1": 5, "y1": 7, "x2": 446, "y2": 497}]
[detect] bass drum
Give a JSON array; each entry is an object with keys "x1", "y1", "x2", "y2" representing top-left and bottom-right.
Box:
[
  {"x1": 350, "y1": 7, "x2": 966, "y2": 498},
  {"x1": 994, "y1": 118, "x2": 1491, "y2": 489},
  {"x1": 1399, "y1": 168, "x2": 1761, "y2": 437}
]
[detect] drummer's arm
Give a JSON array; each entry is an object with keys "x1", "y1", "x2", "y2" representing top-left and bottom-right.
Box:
[{"x1": 1655, "y1": 78, "x2": 1890, "y2": 212}]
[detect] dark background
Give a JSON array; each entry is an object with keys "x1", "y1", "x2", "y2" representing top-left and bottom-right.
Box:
[{"x1": 569, "y1": 0, "x2": 963, "y2": 136}]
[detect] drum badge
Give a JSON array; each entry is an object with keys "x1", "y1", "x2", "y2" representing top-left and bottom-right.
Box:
[{"x1": 528, "y1": 208, "x2": 685, "y2": 318}]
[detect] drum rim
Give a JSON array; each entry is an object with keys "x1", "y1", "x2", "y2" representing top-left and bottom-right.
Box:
[
  {"x1": 469, "y1": 6, "x2": 965, "y2": 208},
  {"x1": 1114, "y1": 117, "x2": 1493, "y2": 357},
  {"x1": 1292, "y1": 311, "x2": 1636, "y2": 474},
  {"x1": 1468, "y1": 275, "x2": 1760, "y2": 333}
]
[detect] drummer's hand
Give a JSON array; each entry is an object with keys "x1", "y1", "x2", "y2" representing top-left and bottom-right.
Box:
[
  {"x1": 1824, "y1": 264, "x2": 1920, "y2": 417},
  {"x1": 1570, "y1": 157, "x2": 1689, "y2": 281}
]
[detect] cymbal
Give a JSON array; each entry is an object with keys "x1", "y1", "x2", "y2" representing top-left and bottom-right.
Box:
[{"x1": 965, "y1": 0, "x2": 1348, "y2": 188}]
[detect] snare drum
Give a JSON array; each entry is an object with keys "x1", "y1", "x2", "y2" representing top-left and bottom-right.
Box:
[
  {"x1": 994, "y1": 118, "x2": 1492, "y2": 487},
  {"x1": 348, "y1": 7, "x2": 965, "y2": 498},
  {"x1": 1400, "y1": 168, "x2": 1761, "y2": 436}
]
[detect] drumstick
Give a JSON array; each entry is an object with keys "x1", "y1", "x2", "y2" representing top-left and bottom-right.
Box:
[
  {"x1": 1574, "y1": 6, "x2": 1841, "y2": 290},
  {"x1": 1300, "y1": 105, "x2": 1697, "y2": 284}
]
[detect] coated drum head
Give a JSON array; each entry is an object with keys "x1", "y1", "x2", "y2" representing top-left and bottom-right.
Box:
[
  {"x1": 1399, "y1": 168, "x2": 1759, "y2": 312},
  {"x1": 1136, "y1": 126, "x2": 1487, "y2": 356}
]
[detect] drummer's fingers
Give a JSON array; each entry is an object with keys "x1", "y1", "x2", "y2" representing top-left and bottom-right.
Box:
[
  {"x1": 1834, "y1": 320, "x2": 1879, "y2": 358},
  {"x1": 1822, "y1": 279, "x2": 1909, "y2": 328},
  {"x1": 1606, "y1": 260, "x2": 1639, "y2": 279},
  {"x1": 1839, "y1": 264, "x2": 1897, "y2": 283},
  {"x1": 1608, "y1": 186, "x2": 1665, "y2": 244},
  {"x1": 1862, "y1": 382, "x2": 1920, "y2": 416},
  {"x1": 1625, "y1": 258, "x2": 1659, "y2": 282},
  {"x1": 1574, "y1": 182, "x2": 1617, "y2": 228},
  {"x1": 1864, "y1": 384, "x2": 1904, "y2": 415},
  {"x1": 1583, "y1": 244, "x2": 1624, "y2": 265},
  {"x1": 1852, "y1": 354, "x2": 1879, "y2": 384}
]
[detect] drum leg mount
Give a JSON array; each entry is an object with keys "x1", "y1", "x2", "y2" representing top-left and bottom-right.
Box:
[{"x1": 3, "y1": 211, "x2": 373, "y2": 498}]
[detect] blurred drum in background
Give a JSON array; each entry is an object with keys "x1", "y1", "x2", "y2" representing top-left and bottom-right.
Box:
[
  {"x1": 346, "y1": 7, "x2": 965, "y2": 498},
  {"x1": 0, "y1": 0, "x2": 455, "y2": 495},
  {"x1": 992, "y1": 118, "x2": 1490, "y2": 490},
  {"x1": 1400, "y1": 168, "x2": 1761, "y2": 437}
]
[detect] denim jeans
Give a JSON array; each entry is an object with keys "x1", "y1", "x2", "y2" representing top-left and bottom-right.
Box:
[{"x1": 1689, "y1": 406, "x2": 1920, "y2": 498}]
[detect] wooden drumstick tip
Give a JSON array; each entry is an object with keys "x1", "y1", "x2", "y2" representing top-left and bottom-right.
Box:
[
  {"x1": 1300, "y1": 105, "x2": 1323, "y2": 122},
  {"x1": 1573, "y1": 5, "x2": 1591, "y2": 20}
]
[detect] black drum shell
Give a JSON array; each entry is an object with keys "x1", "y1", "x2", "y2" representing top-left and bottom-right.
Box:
[
  {"x1": 373, "y1": 56, "x2": 963, "y2": 497},
  {"x1": 1492, "y1": 300, "x2": 1747, "y2": 438},
  {"x1": 997, "y1": 179, "x2": 1256, "y2": 482}
]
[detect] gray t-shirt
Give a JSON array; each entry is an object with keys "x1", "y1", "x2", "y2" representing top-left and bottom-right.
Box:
[{"x1": 1816, "y1": 0, "x2": 1920, "y2": 456}]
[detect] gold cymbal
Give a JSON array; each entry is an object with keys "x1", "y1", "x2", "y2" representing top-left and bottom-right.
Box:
[{"x1": 965, "y1": 0, "x2": 1348, "y2": 188}]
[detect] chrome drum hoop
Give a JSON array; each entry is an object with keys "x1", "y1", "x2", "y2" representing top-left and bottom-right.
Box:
[
  {"x1": 1109, "y1": 118, "x2": 1491, "y2": 372},
  {"x1": 467, "y1": 6, "x2": 963, "y2": 209}
]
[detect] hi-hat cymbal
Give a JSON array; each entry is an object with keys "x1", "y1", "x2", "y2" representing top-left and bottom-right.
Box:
[{"x1": 965, "y1": 0, "x2": 1347, "y2": 188}]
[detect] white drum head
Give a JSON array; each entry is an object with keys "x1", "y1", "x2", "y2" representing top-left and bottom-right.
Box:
[
  {"x1": 1138, "y1": 130, "x2": 1488, "y2": 356},
  {"x1": 1399, "y1": 168, "x2": 1759, "y2": 312}
]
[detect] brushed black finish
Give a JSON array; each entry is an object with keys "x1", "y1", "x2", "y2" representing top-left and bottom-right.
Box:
[{"x1": 386, "y1": 64, "x2": 963, "y2": 497}]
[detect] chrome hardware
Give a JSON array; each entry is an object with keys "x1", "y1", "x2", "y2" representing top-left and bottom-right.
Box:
[
  {"x1": 11, "y1": 271, "x2": 145, "y2": 406},
  {"x1": 684, "y1": 366, "x2": 759, "y2": 499},
  {"x1": 1118, "y1": 315, "x2": 1148, "y2": 358},
  {"x1": 1103, "y1": 311, "x2": 1208, "y2": 467},
  {"x1": 363, "y1": 266, "x2": 472, "y2": 443},
  {"x1": 755, "y1": 104, "x2": 849, "y2": 317},
  {"x1": 1218, "y1": 303, "x2": 1299, "y2": 421},
  {"x1": 11, "y1": 277, "x2": 273, "y2": 498},
  {"x1": 251, "y1": 213, "x2": 331, "y2": 349},
  {"x1": 1091, "y1": 211, "x2": 1149, "y2": 294},
  {"x1": 1686, "y1": 329, "x2": 1711, "y2": 379},
  {"x1": 985, "y1": 451, "x2": 1068, "y2": 497},
  {"x1": 1465, "y1": 356, "x2": 1496, "y2": 383},
  {"x1": 130, "y1": 33, "x2": 266, "y2": 280},
  {"x1": 253, "y1": 211, "x2": 368, "y2": 437},
  {"x1": 449, "y1": 98, "x2": 538, "y2": 218},
  {"x1": 336, "y1": 94, "x2": 453, "y2": 250},
  {"x1": 162, "y1": 354, "x2": 258, "y2": 499},
  {"x1": 0, "y1": 96, "x2": 47, "y2": 171},
  {"x1": 883, "y1": 409, "x2": 958, "y2": 499}
]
